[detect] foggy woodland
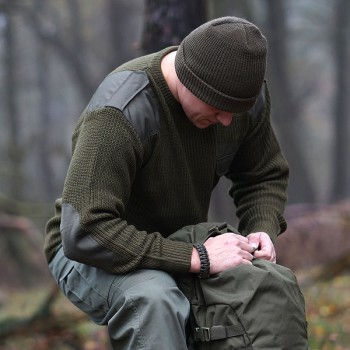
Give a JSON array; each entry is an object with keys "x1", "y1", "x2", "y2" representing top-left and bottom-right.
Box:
[{"x1": 0, "y1": 0, "x2": 350, "y2": 349}]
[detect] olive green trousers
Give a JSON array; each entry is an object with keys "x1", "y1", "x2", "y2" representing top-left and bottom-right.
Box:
[{"x1": 49, "y1": 246, "x2": 190, "y2": 350}]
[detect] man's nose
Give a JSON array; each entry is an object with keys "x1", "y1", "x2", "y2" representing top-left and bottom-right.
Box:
[{"x1": 216, "y1": 112, "x2": 233, "y2": 126}]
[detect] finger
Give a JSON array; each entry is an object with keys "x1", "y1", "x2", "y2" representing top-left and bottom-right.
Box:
[
  {"x1": 215, "y1": 233, "x2": 248, "y2": 244},
  {"x1": 254, "y1": 249, "x2": 276, "y2": 262},
  {"x1": 254, "y1": 249, "x2": 269, "y2": 258},
  {"x1": 251, "y1": 242, "x2": 259, "y2": 250},
  {"x1": 241, "y1": 258, "x2": 253, "y2": 266},
  {"x1": 230, "y1": 251, "x2": 254, "y2": 267},
  {"x1": 239, "y1": 247, "x2": 254, "y2": 261},
  {"x1": 241, "y1": 242, "x2": 257, "y2": 254},
  {"x1": 247, "y1": 238, "x2": 260, "y2": 250},
  {"x1": 229, "y1": 233, "x2": 249, "y2": 243}
]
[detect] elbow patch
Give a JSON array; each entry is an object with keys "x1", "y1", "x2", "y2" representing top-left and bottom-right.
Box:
[
  {"x1": 60, "y1": 203, "x2": 115, "y2": 269},
  {"x1": 60, "y1": 203, "x2": 82, "y2": 259}
]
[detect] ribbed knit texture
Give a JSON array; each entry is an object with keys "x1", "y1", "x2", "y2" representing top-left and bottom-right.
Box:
[
  {"x1": 45, "y1": 47, "x2": 288, "y2": 274},
  {"x1": 175, "y1": 17, "x2": 267, "y2": 113}
]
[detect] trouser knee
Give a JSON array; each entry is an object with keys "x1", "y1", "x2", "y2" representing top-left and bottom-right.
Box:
[
  {"x1": 109, "y1": 269, "x2": 190, "y2": 319},
  {"x1": 107, "y1": 270, "x2": 190, "y2": 349}
]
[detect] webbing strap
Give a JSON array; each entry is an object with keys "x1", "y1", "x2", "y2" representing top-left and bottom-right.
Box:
[{"x1": 194, "y1": 324, "x2": 246, "y2": 342}]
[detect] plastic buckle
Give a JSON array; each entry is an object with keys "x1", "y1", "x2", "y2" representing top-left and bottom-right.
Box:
[
  {"x1": 208, "y1": 223, "x2": 228, "y2": 236},
  {"x1": 194, "y1": 327, "x2": 211, "y2": 342}
]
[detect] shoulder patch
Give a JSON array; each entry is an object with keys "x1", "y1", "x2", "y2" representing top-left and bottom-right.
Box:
[
  {"x1": 86, "y1": 71, "x2": 161, "y2": 143},
  {"x1": 87, "y1": 71, "x2": 149, "y2": 112}
]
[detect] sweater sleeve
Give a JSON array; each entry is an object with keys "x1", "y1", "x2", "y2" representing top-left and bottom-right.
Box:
[
  {"x1": 227, "y1": 87, "x2": 289, "y2": 242},
  {"x1": 60, "y1": 107, "x2": 193, "y2": 274}
]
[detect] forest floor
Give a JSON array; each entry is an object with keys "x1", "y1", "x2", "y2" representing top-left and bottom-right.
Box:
[
  {"x1": 0, "y1": 272, "x2": 350, "y2": 350},
  {"x1": 302, "y1": 273, "x2": 350, "y2": 350}
]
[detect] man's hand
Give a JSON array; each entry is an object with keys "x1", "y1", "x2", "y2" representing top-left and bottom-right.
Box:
[
  {"x1": 247, "y1": 232, "x2": 276, "y2": 263},
  {"x1": 191, "y1": 233, "x2": 256, "y2": 275}
]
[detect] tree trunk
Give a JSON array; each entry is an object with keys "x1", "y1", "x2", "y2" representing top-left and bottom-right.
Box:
[
  {"x1": 331, "y1": 0, "x2": 350, "y2": 200},
  {"x1": 208, "y1": 0, "x2": 254, "y2": 21},
  {"x1": 107, "y1": 0, "x2": 144, "y2": 69},
  {"x1": 32, "y1": 0, "x2": 55, "y2": 200},
  {"x1": 264, "y1": 0, "x2": 316, "y2": 203},
  {"x1": 3, "y1": 0, "x2": 22, "y2": 200},
  {"x1": 21, "y1": 2, "x2": 95, "y2": 102},
  {"x1": 142, "y1": 0, "x2": 207, "y2": 53}
]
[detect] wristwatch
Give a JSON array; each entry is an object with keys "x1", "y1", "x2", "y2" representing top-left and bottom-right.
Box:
[{"x1": 193, "y1": 243, "x2": 210, "y2": 279}]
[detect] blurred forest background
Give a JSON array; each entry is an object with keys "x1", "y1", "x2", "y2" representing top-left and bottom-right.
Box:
[{"x1": 0, "y1": 0, "x2": 349, "y2": 349}]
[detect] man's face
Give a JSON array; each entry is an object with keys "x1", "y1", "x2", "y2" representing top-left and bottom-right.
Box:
[{"x1": 177, "y1": 83, "x2": 233, "y2": 129}]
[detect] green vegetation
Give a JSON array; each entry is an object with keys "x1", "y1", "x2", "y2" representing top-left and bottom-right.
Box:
[
  {"x1": 304, "y1": 275, "x2": 350, "y2": 350},
  {"x1": 1, "y1": 274, "x2": 350, "y2": 349}
]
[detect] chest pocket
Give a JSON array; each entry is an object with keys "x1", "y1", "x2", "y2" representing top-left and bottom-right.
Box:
[{"x1": 216, "y1": 142, "x2": 240, "y2": 177}]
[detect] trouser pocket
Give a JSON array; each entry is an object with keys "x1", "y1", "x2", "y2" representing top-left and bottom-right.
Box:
[{"x1": 49, "y1": 247, "x2": 109, "y2": 323}]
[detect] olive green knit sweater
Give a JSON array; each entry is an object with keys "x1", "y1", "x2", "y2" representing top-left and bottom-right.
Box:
[{"x1": 44, "y1": 47, "x2": 289, "y2": 274}]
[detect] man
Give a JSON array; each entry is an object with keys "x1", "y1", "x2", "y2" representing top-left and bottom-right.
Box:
[{"x1": 45, "y1": 16, "x2": 289, "y2": 349}]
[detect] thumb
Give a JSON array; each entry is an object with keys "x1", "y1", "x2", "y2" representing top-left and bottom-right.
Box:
[
  {"x1": 248, "y1": 237, "x2": 260, "y2": 252},
  {"x1": 251, "y1": 242, "x2": 259, "y2": 252}
]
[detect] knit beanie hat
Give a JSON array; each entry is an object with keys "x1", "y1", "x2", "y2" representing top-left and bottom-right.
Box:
[{"x1": 175, "y1": 17, "x2": 267, "y2": 113}]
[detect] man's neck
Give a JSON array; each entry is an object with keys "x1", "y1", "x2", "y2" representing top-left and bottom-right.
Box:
[{"x1": 161, "y1": 51, "x2": 179, "y2": 103}]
